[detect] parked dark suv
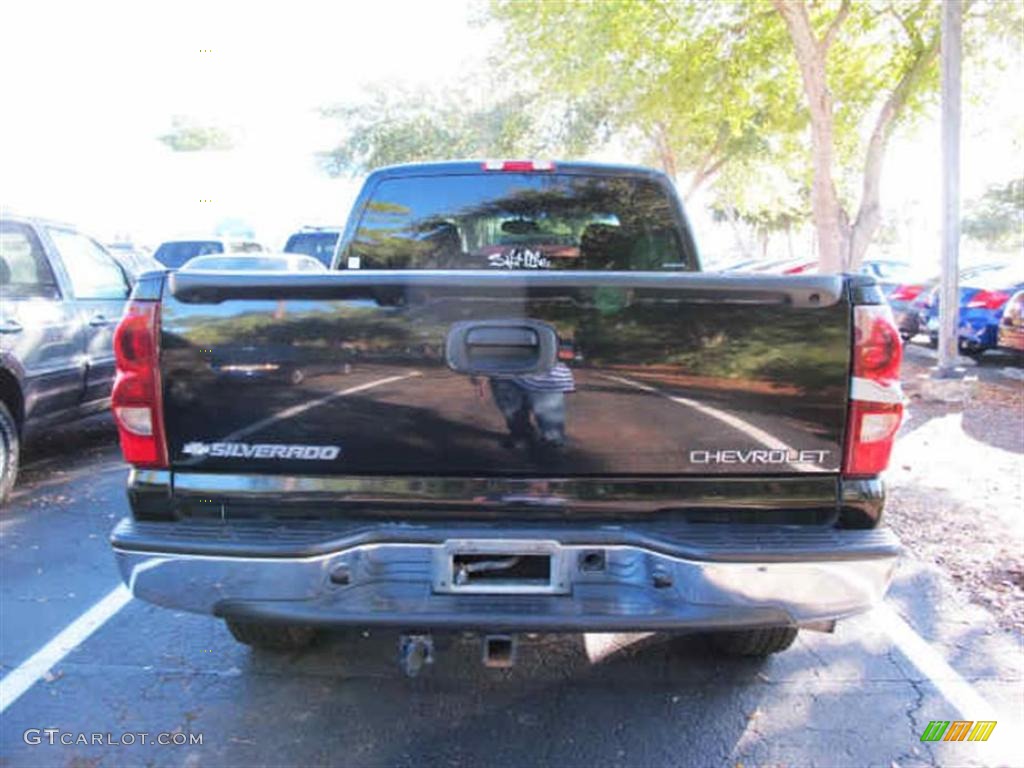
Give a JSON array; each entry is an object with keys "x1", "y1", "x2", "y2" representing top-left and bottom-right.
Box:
[
  {"x1": 282, "y1": 225, "x2": 341, "y2": 267},
  {"x1": 0, "y1": 215, "x2": 136, "y2": 503}
]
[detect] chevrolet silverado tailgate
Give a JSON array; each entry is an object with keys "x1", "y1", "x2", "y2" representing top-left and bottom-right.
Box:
[{"x1": 159, "y1": 270, "x2": 850, "y2": 477}]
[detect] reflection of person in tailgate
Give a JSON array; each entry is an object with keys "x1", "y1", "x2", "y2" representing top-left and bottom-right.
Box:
[{"x1": 485, "y1": 363, "x2": 575, "y2": 450}]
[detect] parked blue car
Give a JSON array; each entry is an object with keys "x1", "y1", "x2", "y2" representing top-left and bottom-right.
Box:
[{"x1": 924, "y1": 263, "x2": 1024, "y2": 356}]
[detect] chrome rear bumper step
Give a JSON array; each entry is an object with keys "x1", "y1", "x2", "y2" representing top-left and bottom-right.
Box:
[{"x1": 112, "y1": 519, "x2": 899, "y2": 632}]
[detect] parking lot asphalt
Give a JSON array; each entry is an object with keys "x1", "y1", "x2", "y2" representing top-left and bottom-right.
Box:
[{"x1": 2, "y1": 416, "x2": 1022, "y2": 768}]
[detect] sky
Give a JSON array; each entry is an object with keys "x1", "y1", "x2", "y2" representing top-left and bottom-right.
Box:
[
  {"x1": 2, "y1": 0, "x2": 1021, "y2": 267},
  {"x1": 1, "y1": 0, "x2": 495, "y2": 247}
]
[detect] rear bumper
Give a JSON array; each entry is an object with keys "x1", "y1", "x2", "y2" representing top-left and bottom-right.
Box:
[
  {"x1": 959, "y1": 313, "x2": 1000, "y2": 349},
  {"x1": 111, "y1": 519, "x2": 900, "y2": 632},
  {"x1": 998, "y1": 325, "x2": 1024, "y2": 352}
]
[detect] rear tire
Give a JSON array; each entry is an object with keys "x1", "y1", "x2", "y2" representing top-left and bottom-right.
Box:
[
  {"x1": 707, "y1": 626, "x2": 799, "y2": 657},
  {"x1": 226, "y1": 619, "x2": 317, "y2": 651},
  {"x1": 0, "y1": 401, "x2": 20, "y2": 507}
]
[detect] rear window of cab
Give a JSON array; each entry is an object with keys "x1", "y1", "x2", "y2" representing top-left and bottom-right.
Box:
[{"x1": 348, "y1": 174, "x2": 692, "y2": 271}]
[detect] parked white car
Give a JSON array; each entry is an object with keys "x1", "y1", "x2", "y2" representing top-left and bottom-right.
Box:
[
  {"x1": 181, "y1": 252, "x2": 326, "y2": 272},
  {"x1": 153, "y1": 237, "x2": 267, "y2": 269}
]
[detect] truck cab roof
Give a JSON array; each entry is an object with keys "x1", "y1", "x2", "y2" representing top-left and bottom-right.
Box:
[{"x1": 367, "y1": 159, "x2": 671, "y2": 181}]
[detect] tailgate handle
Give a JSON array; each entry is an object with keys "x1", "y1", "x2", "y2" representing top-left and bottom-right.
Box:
[
  {"x1": 446, "y1": 320, "x2": 557, "y2": 375},
  {"x1": 466, "y1": 327, "x2": 538, "y2": 348}
]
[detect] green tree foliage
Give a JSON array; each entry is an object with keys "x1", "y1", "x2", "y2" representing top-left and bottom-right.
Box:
[
  {"x1": 158, "y1": 116, "x2": 235, "y2": 151},
  {"x1": 316, "y1": 1, "x2": 1018, "y2": 271},
  {"x1": 769, "y1": 0, "x2": 948, "y2": 271},
  {"x1": 488, "y1": 0, "x2": 803, "y2": 200},
  {"x1": 744, "y1": 0, "x2": 1019, "y2": 271},
  {"x1": 214, "y1": 217, "x2": 256, "y2": 239},
  {"x1": 489, "y1": 0, "x2": 1020, "y2": 271},
  {"x1": 963, "y1": 178, "x2": 1024, "y2": 249},
  {"x1": 710, "y1": 148, "x2": 812, "y2": 259},
  {"x1": 318, "y1": 85, "x2": 603, "y2": 177}
]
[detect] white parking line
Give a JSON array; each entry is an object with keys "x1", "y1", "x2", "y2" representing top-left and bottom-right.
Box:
[
  {"x1": 598, "y1": 373, "x2": 822, "y2": 471},
  {"x1": 220, "y1": 371, "x2": 422, "y2": 443},
  {"x1": 1, "y1": 373, "x2": 422, "y2": 713},
  {"x1": 0, "y1": 584, "x2": 132, "y2": 713},
  {"x1": 874, "y1": 603, "x2": 1019, "y2": 763},
  {"x1": 873, "y1": 603, "x2": 999, "y2": 720},
  {"x1": 2, "y1": 367, "x2": 1012, "y2": 749},
  {"x1": 599, "y1": 372, "x2": 1015, "y2": 744}
]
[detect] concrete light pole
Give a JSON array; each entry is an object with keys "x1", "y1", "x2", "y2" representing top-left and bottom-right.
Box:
[{"x1": 937, "y1": 0, "x2": 962, "y2": 376}]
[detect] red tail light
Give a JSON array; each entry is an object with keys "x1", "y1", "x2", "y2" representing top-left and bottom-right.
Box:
[
  {"x1": 843, "y1": 401, "x2": 903, "y2": 476},
  {"x1": 965, "y1": 289, "x2": 1009, "y2": 309},
  {"x1": 889, "y1": 284, "x2": 924, "y2": 302},
  {"x1": 852, "y1": 303, "x2": 902, "y2": 381},
  {"x1": 111, "y1": 300, "x2": 168, "y2": 468},
  {"x1": 482, "y1": 160, "x2": 555, "y2": 172},
  {"x1": 843, "y1": 305, "x2": 904, "y2": 477}
]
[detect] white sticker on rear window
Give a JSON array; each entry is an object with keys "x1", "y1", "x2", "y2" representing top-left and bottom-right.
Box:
[
  {"x1": 347, "y1": 256, "x2": 361, "y2": 269},
  {"x1": 488, "y1": 248, "x2": 550, "y2": 270}
]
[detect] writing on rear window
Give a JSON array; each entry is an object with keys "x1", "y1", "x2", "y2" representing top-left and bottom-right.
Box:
[{"x1": 488, "y1": 248, "x2": 551, "y2": 269}]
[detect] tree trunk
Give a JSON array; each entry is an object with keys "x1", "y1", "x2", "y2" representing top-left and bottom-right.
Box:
[
  {"x1": 847, "y1": 28, "x2": 941, "y2": 270},
  {"x1": 774, "y1": 0, "x2": 940, "y2": 274},
  {"x1": 773, "y1": 0, "x2": 850, "y2": 274},
  {"x1": 652, "y1": 123, "x2": 678, "y2": 180},
  {"x1": 724, "y1": 206, "x2": 755, "y2": 260},
  {"x1": 684, "y1": 155, "x2": 729, "y2": 202},
  {"x1": 683, "y1": 133, "x2": 730, "y2": 201}
]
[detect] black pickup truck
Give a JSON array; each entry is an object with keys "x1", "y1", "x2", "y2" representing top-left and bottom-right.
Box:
[{"x1": 109, "y1": 161, "x2": 904, "y2": 669}]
